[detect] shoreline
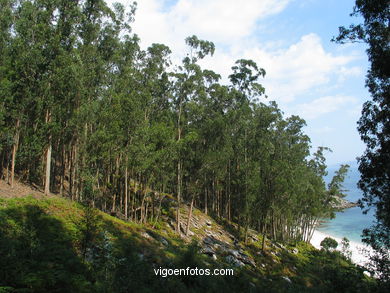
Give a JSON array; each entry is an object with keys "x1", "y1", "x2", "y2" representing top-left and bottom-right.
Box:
[{"x1": 310, "y1": 230, "x2": 372, "y2": 267}]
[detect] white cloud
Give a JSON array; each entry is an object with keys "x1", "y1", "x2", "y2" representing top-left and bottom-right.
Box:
[
  {"x1": 168, "y1": 0, "x2": 291, "y2": 43},
  {"x1": 113, "y1": 0, "x2": 291, "y2": 52},
  {"x1": 110, "y1": 0, "x2": 364, "y2": 112},
  {"x1": 337, "y1": 66, "x2": 362, "y2": 82},
  {"x1": 292, "y1": 95, "x2": 358, "y2": 119},
  {"x1": 242, "y1": 34, "x2": 358, "y2": 104}
]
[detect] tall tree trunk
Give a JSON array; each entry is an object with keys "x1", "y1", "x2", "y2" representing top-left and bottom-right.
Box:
[
  {"x1": 140, "y1": 187, "x2": 147, "y2": 223},
  {"x1": 111, "y1": 156, "x2": 120, "y2": 213},
  {"x1": 45, "y1": 142, "x2": 52, "y2": 195},
  {"x1": 186, "y1": 194, "x2": 195, "y2": 236},
  {"x1": 152, "y1": 192, "x2": 164, "y2": 228},
  {"x1": 176, "y1": 100, "x2": 183, "y2": 234},
  {"x1": 228, "y1": 161, "x2": 231, "y2": 221},
  {"x1": 124, "y1": 157, "x2": 128, "y2": 219},
  {"x1": 60, "y1": 145, "x2": 65, "y2": 196},
  {"x1": 176, "y1": 160, "x2": 182, "y2": 233},
  {"x1": 44, "y1": 110, "x2": 52, "y2": 195},
  {"x1": 10, "y1": 119, "x2": 20, "y2": 188},
  {"x1": 112, "y1": 193, "x2": 116, "y2": 213},
  {"x1": 45, "y1": 143, "x2": 52, "y2": 195},
  {"x1": 261, "y1": 231, "x2": 266, "y2": 251},
  {"x1": 204, "y1": 185, "x2": 208, "y2": 215}
]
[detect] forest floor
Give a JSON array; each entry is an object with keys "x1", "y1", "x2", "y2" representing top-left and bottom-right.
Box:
[{"x1": 0, "y1": 178, "x2": 48, "y2": 199}]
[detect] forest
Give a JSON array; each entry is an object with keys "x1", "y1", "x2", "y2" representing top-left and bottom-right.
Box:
[{"x1": 1, "y1": 0, "x2": 349, "y2": 245}]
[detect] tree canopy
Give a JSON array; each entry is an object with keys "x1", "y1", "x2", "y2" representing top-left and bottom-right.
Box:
[
  {"x1": 334, "y1": 0, "x2": 390, "y2": 284},
  {"x1": 0, "y1": 0, "x2": 343, "y2": 248}
]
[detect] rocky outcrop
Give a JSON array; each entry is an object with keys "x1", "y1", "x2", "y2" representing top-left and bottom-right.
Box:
[
  {"x1": 200, "y1": 235, "x2": 257, "y2": 267},
  {"x1": 331, "y1": 196, "x2": 358, "y2": 210},
  {"x1": 225, "y1": 255, "x2": 245, "y2": 267}
]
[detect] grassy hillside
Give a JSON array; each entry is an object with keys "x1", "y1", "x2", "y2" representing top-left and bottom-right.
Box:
[{"x1": 0, "y1": 187, "x2": 375, "y2": 292}]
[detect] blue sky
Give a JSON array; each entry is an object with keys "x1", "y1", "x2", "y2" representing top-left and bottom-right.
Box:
[{"x1": 110, "y1": 0, "x2": 369, "y2": 166}]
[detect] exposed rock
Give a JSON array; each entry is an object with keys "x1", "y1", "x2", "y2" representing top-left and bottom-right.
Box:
[
  {"x1": 226, "y1": 249, "x2": 256, "y2": 267},
  {"x1": 228, "y1": 249, "x2": 241, "y2": 259},
  {"x1": 331, "y1": 196, "x2": 358, "y2": 210},
  {"x1": 282, "y1": 276, "x2": 292, "y2": 284},
  {"x1": 203, "y1": 236, "x2": 216, "y2": 246},
  {"x1": 141, "y1": 232, "x2": 153, "y2": 240},
  {"x1": 218, "y1": 244, "x2": 231, "y2": 254},
  {"x1": 239, "y1": 253, "x2": 256, "y2": 267},
  {"x1": 201, "y1": 246, "x2": 216, "y2": 257},
  {"x1": 225, "y1": 255, "x2": 245, "y2": 267},
  {"x1": 159, "y1": 237, "x2": 168, "y2": 246},
  {"x1": 273, "y1": 242, "x2": 286, "y2": 250}
]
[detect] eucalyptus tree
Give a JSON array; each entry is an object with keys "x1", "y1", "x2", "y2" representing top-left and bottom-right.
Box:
[
  {"x1": 141, "y1": 44, "x2": 175, "y2": 199},
  {"x1": 198, "y1": 79, "x2": 232, "y2": 219},
  {"x1": 248, "y1": 102, "x2": 281, "y2": 245},
  {"x1": 71, "y1": 0, "x2": 134, "y2": 202},
  {"x1": 1, "y1": 0, "x2": 37, "y2": 186},
  {"x1": 184, "y1": 68, "x2": 227, "y2": 233},
  {"x1": 228, "y1": 59, "x2": 266, "y2": 239},
  {"x1": 299, "y1": 147, "x2": 332, "y2": 241},
  {"x1": 272, "y1": 115, "x2": 311, "y2": 241},
  {"x1": 327, "y1": 164, "x2": 350, "y2": 198},
  {"x1": 128, "y1": 42, "x2": 173, "y2": 221},
  {"x1": 171, "y1": 35, "x2": 215, "y2": 233},
  {"x1": 0, "y1": 0, "x2": 14, "y2": 180},
  {"x1": 0, "y1": 1, "x2": 344, "y2": 255},
  {"x1": 4, "y1": 0, "x2": 65, "y2": 190}
]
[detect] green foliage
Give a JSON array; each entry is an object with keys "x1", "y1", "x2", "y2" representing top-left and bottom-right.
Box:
[
  {"x1": 328, "y1": 164, "x2": 350, "y2": 198},
  {"x1": 334, "y1": 0, "x2": 390, "y2": 284},
  {"x1": 0, "y1": 1, "x2": 369, "y2": 291},
  {"x1": 320, "y1": 237, "x2": 338, "y2": 251},
  {"x1": 0, "y1": 198, "x2": 90, "y2": 292},
  {"x1": 0, "y1": 196, "x2": 376, "y2": 293},
  {"x1": 0, "y1": 0, "x2": 336, "y2": 246},
  {"x1": 341, "y1": 237, "x2": 352, "y2": 260},
  {"x1": 78, "y1": 203, "x2": 102, "y2": 260}
]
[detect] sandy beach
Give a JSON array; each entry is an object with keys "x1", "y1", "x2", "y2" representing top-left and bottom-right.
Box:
[{"x1": 310, "y1": 230, "x2": 373, "y2": 267}]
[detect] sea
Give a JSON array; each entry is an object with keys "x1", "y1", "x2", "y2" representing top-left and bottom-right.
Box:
[{"x1": 317, "y1": 161, "x2": 376, "y2": 244}]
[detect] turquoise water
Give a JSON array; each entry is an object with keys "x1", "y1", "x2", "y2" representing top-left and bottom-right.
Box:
[
  {"x1": 317, "y1": 206, "x2": 375, "y2": 243},
  {"x1": 317, "y1": 162, "x2": 376, "y2": 243}
]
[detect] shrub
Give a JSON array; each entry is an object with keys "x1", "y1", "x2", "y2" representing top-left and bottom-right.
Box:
[{"x1": 320, "y1": 237, "x2": 338, "y2": 252}]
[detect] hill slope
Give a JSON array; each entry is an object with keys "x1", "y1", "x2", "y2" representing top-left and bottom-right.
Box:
[{"x1": 0, "y1": 180, "x2": 374, "y2": 293}]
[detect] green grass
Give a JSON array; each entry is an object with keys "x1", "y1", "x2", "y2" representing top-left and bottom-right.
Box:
[{"x1": 0, "y1": 195, "x2": 376, "y2": 293}]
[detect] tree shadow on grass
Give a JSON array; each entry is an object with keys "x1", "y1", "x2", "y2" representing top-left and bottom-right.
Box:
[{"x1": 0, "y1": 204, "x2": 90, "y2": 292}]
